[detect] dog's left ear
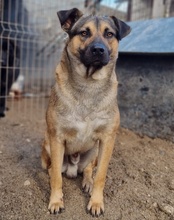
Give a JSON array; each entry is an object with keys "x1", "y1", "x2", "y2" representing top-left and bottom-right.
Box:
[
  {"x1": 111, "y1": 16, "x2": 131, "y2": 40},
  {"x1": 57, "y1": 8, "x2": 83, "y2": 32}
]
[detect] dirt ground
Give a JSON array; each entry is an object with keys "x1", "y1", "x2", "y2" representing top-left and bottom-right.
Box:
[{"x1": 1, "y1": 99, "x2": 174, "y2": 220}]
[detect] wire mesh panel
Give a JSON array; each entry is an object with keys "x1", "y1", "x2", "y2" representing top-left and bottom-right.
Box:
[
  {"x1": 0, "y1": 0, "x2": 174, "y2": 119},
  {"x1": 0, "y1": 0, "x2": 83, "y2": 119}
]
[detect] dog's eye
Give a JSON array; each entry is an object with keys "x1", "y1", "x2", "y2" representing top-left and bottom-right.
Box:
[
  {"x1": 80, "y1": 31, "x2": 88, "y2": 37},
  {"x1": 106, "y1": 32, "x2": 114, "y2": 38}
]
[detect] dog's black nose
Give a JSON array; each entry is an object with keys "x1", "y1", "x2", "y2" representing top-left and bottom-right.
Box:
[{"x1": 91, "y1": 44, "x2": 105, "y2": 56}]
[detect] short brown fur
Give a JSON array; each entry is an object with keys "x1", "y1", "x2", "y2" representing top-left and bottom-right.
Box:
[{"x1": 41, "y1": 8, "x2": 130, "y2": 217}]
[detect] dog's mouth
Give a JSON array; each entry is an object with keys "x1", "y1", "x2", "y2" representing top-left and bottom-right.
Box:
[
  {"x1": 84, "y1": 58, "x2": 109, "y2": 68},
  {"x1": 92, "y1": 59, "x2": 104, "y2": 66},
  {"x1": 79, "y1": 42, "x2": 110, "y2": 76}
]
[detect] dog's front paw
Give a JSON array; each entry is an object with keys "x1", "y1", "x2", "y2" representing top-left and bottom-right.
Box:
[
  {"x1": 87, "y1": 198, "x2": 104, "y2": 217},
  {"x1": 48, "y1": 199, "x2": 65, "y2": 214}
]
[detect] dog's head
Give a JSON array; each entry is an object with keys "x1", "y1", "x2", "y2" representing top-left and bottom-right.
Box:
[{"x1": 57, "y1": 8, "x2": 131, "y2": 76}]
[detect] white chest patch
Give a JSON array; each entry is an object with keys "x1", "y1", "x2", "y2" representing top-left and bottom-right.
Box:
[{"x1": 62, "y1": 109, "x2": 109, "y2": 153}]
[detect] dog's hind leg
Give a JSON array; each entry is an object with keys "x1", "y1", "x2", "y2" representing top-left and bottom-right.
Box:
[
  {"x1": 41, "y1": 143, "x2": 51, "y2": 170},
  {"x1": 41, "y1": 133, "x2": 51, "y2": 170}
]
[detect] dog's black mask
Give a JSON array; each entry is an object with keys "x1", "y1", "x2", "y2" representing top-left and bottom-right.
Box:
[{"x1": 79, "y1": 41, "x2": 110, "y2": 69}]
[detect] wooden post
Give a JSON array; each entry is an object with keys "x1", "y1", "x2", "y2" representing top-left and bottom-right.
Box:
[
  {"x1": 152, "y1": 0, "x2": 164, "y2": 18},
  {"x1": 127, "y1": 0, "x2": 132, "y2": 21}
]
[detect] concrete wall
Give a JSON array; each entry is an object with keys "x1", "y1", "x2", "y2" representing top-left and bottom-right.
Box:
[{"x1": 116, "y1": 53, "x2": 174, "y2": 142}]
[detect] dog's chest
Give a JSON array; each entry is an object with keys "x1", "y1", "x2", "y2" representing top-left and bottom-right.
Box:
[
  {"x1": 72, "y1": 109, "x2": 108, "y2": 136},
  {"x1": 75, "y1": 114, "x2": 104, "y2": 137},
  {"x1": 62, "y1": 106, "x2": 109, "y2": 153}
]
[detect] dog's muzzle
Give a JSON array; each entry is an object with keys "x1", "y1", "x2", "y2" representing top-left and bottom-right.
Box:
[{"x1": 80, "y1": 42, "x2": 110, "y2": 68}]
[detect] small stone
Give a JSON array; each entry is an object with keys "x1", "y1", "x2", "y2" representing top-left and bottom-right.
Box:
[
  {"x1": 152, "y1": 202, "x2": 158, "y2": 208},
  {"x1": 158, "y1": 203, "x2": 174, "y2": 216},
  {"x1": 140, "y1": 168, "x2": 145, "y2": 172},
  {"x1": 152, "y1": 162, "x2": 156, "y2": 166},
  {"x1": 168, "y1": 179, "x2": 174, "y2": 190},
  {"x1": 107, "y1": 174, "x2": 112, "y2": 179},
  {"x1": 27, "y1": 191, "x2": 32, "y2": 196},
  {"x1": 26, "y1": 139, "x2": 31, "y2": 143},
  {"x1": 24, "y1": 180, "x2": 30, "y2": 186}
]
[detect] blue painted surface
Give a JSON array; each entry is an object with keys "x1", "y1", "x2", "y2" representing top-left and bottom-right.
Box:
[{"x1": 119, "y1": 17, "x2": 174, "y2": 53}]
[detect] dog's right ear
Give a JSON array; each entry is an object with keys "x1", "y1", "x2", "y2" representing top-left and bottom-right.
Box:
[{"x1": 57, "y1": 8, "x2": 83, "y2": 32}]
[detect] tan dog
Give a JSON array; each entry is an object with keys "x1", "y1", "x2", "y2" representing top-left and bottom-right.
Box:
[{"x1": 41, "y1": 8, "x2": 131, "y2": 217}]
